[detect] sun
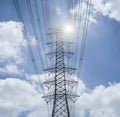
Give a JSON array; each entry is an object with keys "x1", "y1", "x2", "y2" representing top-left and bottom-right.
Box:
[{"x1": 64, "y1": 24, "x2": 74, "y2": 34}]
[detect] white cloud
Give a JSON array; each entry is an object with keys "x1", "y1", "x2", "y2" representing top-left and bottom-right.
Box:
[
  {"x1": 70, "y1": 2, "x2": 97, "y2": 24},
  {"x1": 75, "y1": 83, "x2": 120, "y2": 117},
  {"x1": 0, "y1": 64, "x2": 24, "y2": 75},
  {"x1": 91, "y1": 0, "x2": 120, "y2": 22},
  {"x1": 0, "y1": 77, "x2": 120, "y2": 117},
  {"x1": 30, "y1": 37, "x2": 37, "y2": 46},
  {"x1": 70, "y1": 0, "x2": 120, "y2": 23},
  {"x1": 0, "y1": 21, "x2": 25, "y2": 64},
  {"x1": 26, "y1": 73, "x2": 49, "y2": 85},
  {"x1": 0, "y1": 78, "x2": 47, "y2": 117},
  {"x1": 0, "y1": 21, "x2": 35, "y2": 76}
]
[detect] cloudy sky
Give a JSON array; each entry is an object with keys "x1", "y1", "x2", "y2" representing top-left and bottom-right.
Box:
[{"x1": 0, "y1": 0, "x2": 120, "y2": 117}]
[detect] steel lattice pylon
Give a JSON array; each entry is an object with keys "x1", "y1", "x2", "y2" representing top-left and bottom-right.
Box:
[
  {"x1": 52, "y1": 30, "x2": 70, "y2": 117},
  {"x1": 43, "y1": 28, "x2": 79, "y2": 117}
]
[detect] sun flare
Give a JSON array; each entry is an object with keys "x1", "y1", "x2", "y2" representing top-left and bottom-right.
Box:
[{"x1": 64, "y1": 24, "x2": 74, "y2": 34}]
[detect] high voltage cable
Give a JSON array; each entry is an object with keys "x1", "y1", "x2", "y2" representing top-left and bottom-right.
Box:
[
  {"x1": 76, "y1": 0, "x2": 82, "y2": 39},
  {"x1": 77, "y1": 0, "x2": 92, "y2": 77},
  {"x1": 38, "y1": 0, "x2": 56, "y2": 115},
  {"x1": 14, "y1": 0, "x2": 91, "y2": 116},
  {"x1": 41, "y1": 0, "x2": 54, "y2": 69},
  {"x1": 26, "y1": 0, "x2": 44, "y2": 70},
  {"x1": 71, "y1": 0, "x2": 77, "y2": 68},
  {"x1": 34, "y1": 0, "x2": 50, "y2": 69},
  {"x1": 34, "y1": 0, "x2": 43, "y2": 38},
  {"x1": 43, "y1": 0, "x2": 52, "y2": 64},
  {"x1": 34, "y1": 0, "x2": 45, "y2": 49},
  {"x1": 35, "y1": 0, "x2": 53, "y2": 115},
  {"x1": 73, "y1": 0, "x2": 89, "y2": 74},
  {"x1": 74, "y1": 0, "x2": 83, "y2": 67},
  {"x1": 74, "y1": 0, "x2": 81, "y2": 39},
  {"x1": 14, "y1": 0, "x2": 44, "y2": 92},
  {"x1": 75, "y1": 0, "x2": 84, "y2": 70},
  {"x1": 43, "y1": 0, "x2": 50, "y2": 28},
  {"x1": 41, "y1": 0, "x2": 48, "y2": 33},
  {"x1": 34, "y1": 0, "x2": 49, "y2": 69},
  {"x1": 70, "y1": 0, "x2": 82, "y2": 72},
  {"x1": 45, "y1": 0, "x2": 51, "y2": 27},
  {"x1": 77, "y1": 0, "x2": 90, "y2": 76},
  {"x1": 67, "y1": 0, "x2": 91, "y2": 115},
  {"x1": 66, "y1": 1, "x2": 80, "y2": 117}
]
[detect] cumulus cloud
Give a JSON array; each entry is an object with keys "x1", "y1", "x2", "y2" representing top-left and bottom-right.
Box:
[
  {"x1": 0, "y1": 21, "x2": 25, "y2": 64},
  {"x1": 70, "y1": 0, "x2": 120, "y2": 24},
  {"x1": 0, "y1": 78, "x2": 48, "y2": 117},
  {"x1": 26, "y1": 73, "x2": 84, "y2": 94},
  {"x1": 70, "y1": 1, "x2": 97, "y2": 24},
  {"x1": 0, "y1": 64, "x2": 24, "y2": 75},
  {"x1": 0, "y1": 77, "x2": 120, "y2": 117},
  {"x1": 75, "y1": 83, "x2": 120, "y2": 117},
  {"x1": 30, "y1": 37, "x2": 37, "y2": 46},
  {"x1": 91, "y1": 0, "x2": 120, "y2": 22},
  {"x1": 0, "y1": 21, "x2": 27, "y2": 76}
]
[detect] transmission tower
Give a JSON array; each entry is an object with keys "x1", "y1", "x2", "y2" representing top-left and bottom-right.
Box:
[{"x1": 43, "y1": 28, "x2": 79, "y2": 117}]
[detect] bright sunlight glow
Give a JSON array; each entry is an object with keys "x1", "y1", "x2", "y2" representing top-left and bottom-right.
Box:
[{"x1": 64, "y1": 24, "x2": 74, "y2": 34}]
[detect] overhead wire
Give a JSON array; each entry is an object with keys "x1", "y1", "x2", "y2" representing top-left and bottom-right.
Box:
[
  {"x1": 70, "y1": 0, "x2": 80, "y2": 69},
  {"x1": 26, "y1": 0, "x2": 44, "y2": 70},
  {"x1": 74, "y1": 0, "x2": 83, "y2": 68},
  {"x1": 77, "y1": 0, "x2": 92, "y2": 77},
  {"x1": 41, "y1": 0, "x2": 52, "y2": 69},
  {"x1": 44, "y1": 0, "x2": 53, "y2": 69},
  {"x1": 65, "y1": 0, "x2": 80, "y2": 116},
  {"x1": 46, "y1": 0, "x2": 51, "y2": 27},
  {"x1": 41, "y1": 0, "x2": 48, "y2": 33},
  {"x1": 26, "y1": 0, "x2": 51, "y2": 114},
  {"x1": 40, "y1": 0, "x2": 53, "y2": 116},
  {"x1": 14, "y1": 0, "x2": 44, "y2": 92},
  {"x1": 34, "y1": 0, "x2": 44, "y2": 41},
  {"x1": 34, "y1": 0, "x2": 47, "y2": 68},
  {"x1": 74, "y1": 0, "x2": 83, "y2": 74},
  {"x1": 69, "y1": 0, "x2": 81, "y2": 76},
  {"x1": 14, "y1": 0, "x2": 92, "y2": 115},
  {"x1": 69, "y1": 0, "x2": 91, "y2": 116},
  {"x1": 69, "y1": 0, "x2": 77, "y2": 70}
]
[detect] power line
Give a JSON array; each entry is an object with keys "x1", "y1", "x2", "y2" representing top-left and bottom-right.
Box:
[
  {"x1": 14, "y1": 0, "x2": 44, "y2": 92},
  {"x1": 77, "y1": 0, "x2": 92, "y2": 77},
  {"x1": 26, "y1": 0, "x2": 44, "y2": 70},
  {"x1": 14, "y1": 0, "x2": 92, "y2": 116}
]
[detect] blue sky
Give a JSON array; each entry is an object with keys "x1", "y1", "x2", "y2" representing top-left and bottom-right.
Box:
[
  {"x1": 82, "y1": 15, "x2": 120, "y2": 88},
  {"x1": 0, "y1": 0, "x2": 120, "y2": 117}
]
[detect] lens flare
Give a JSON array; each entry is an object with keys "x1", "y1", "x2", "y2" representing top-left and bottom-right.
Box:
[{"x1": 64, "y1": 24, "x2": 73, "y2": 34}]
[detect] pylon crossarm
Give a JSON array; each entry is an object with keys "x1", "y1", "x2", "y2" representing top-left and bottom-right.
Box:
[
  {"x1": 44, "y1": 66, "x2": 76, "y2": 72},
  {"x1": 46, "y1": 41, "x2": 73, "y2": 46},
  {"x1": 42, "y1": 93, "x2": 79, "y2": 100},
  {"x1": 46, "y1": 51, "x2": 74, "y2": 58},
  {"x1": 43, "y1": 79, "x2": 78, "y2": 87}
]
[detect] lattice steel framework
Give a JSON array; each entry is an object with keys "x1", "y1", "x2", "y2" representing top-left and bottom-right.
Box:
[{"x1": 43, "y1": 28, "x2": 79, "y2": 117}]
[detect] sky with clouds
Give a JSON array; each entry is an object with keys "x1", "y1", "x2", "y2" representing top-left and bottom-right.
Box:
[{"x1": 0, "y1": 0, "x2": 120, "y2": 117}]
